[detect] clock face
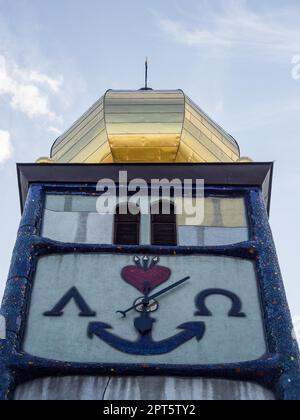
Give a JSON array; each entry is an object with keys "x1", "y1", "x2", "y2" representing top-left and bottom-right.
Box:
[{"x1": 23, "y1": 254, "x2": 267, "y2": 366}]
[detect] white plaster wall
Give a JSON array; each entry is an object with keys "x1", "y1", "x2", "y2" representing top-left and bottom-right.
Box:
[{"x1": 15, "y1": 376, "x2": 275, "y2": 401}]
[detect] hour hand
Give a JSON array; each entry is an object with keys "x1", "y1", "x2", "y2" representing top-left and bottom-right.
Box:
[
  {"x1": 116, "y1": 295, "x2": 151, "y2": 318},
  {"x1": 116, "y1": 308, "x2": 133, "y2": 319}
]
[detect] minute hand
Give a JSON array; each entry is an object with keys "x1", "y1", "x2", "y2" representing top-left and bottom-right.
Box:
[
  {"x1": 148, "y1": 276, "x2": 190, "y2": 301},
  {"x1": 116, "y1": 277, "x2": 190, "y2": 318}
]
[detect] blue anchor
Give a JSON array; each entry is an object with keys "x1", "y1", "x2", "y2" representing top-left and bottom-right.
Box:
[
  {"x1": 88, "y1": 318, "x2": 206, "y2": 356},
  {"x1": 87, "y1": 276, "x2": 206, "y2": 356}
]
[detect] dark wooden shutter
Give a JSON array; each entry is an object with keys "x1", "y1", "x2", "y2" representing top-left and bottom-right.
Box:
[
  {"x1": 114, "y1": 205, "x2": 140, "y2": 245},
  {"x1": 151, "y1": 202, "x2": 177, "y2": 246}
]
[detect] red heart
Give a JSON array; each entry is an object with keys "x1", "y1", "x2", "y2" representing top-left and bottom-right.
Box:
[{"x1": 121, "y1": 265, "x2": 171, "y2": 293}]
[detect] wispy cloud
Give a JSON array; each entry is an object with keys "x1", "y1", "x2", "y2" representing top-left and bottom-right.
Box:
[
  {"x1": 0, "y1": 54, "x2": 63, "y2": 121},
  {"x1": 24, "y1": 71, "x2": 63, "y2": 94},
  {"x1": 48, "y1": 126, "x2": 62, "y2": 137},
  {"x1": 159, "y1": 2, "x2": 300, "y2": 59},
  {"x1": 230, "y1": 95, "x2": 300, "y2": 133},
  {"x1": 0, "y1": 130, "x2": 13, "y2": 163}
]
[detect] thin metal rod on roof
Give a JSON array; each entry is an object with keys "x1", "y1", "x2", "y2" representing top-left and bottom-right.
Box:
[
  {"x1": 140, "y1": 58, "x2": 152, "y2": 91},
  {"x1": 145, "y1": 57, "x2": 148, "y2": 89}
]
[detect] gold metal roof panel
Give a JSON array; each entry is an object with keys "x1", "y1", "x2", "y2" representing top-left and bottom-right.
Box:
[{"x1": 48, "y1": 90, "x2": 241, "y2": 164}]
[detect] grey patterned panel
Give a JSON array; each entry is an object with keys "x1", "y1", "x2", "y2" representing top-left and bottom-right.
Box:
[
  {"x1": 178, "y1": 226, "x2": 249, "y2": 246},
  {"x1": 42, "y1": 210, "x2": 114, "y2": 244},
  {"x1": 43, "y1": 195, "x2": 249, "y2": 246}
]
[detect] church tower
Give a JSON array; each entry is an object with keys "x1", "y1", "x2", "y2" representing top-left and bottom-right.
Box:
[{"x1": 0, "y1": 88, "x2": 299, "y2": 400}]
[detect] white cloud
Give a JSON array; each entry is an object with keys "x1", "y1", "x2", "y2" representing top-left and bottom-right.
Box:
[
  {"x1": 27, "y1": 71, "x2": 63, "y2": 93},
  {"x1": 48, "y1": 126, "x2": 62, "y2": 136},
  {"x1": 0, "y1": 130, "x2": 13, "y2": 163},
  {"x1": 159, "y1": 3, "x2": 300, "y2": 59},
  {"x1": 0, "y1": 54, "x2": 63, "y2": 120}
]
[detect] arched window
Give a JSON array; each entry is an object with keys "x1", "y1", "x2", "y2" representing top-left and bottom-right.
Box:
[
  {"x1": 114, "y1": 203, "x2": 140, "y2": 245},
  {"x1": 151, "y1": 201, "x2": 177, "y2": 246}
]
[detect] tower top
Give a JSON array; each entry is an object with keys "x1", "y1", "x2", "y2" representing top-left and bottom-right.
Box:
[{"x1": 40, "y1": 89, "x2": 249, "y2": 164}]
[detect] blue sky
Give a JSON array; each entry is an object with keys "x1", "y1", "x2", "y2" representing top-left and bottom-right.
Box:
[{"x1": 0, "y1": 0, "x2": 300, "y2": 324}]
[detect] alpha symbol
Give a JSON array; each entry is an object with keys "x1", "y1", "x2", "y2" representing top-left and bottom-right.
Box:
[{"x1": 44, "y1": 287, "x2": 96, "y2": 318}]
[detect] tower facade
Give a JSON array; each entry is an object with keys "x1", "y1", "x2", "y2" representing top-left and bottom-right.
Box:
[{"x1": 0, "y1": 89, "x2": 299, "y2": 400}]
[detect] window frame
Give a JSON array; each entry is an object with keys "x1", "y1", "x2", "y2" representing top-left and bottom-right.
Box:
[
  {"x1": 151, "y1": 200, "x2": 178, "y2": 246},
  {"x1": 114, "y1": 204, "x2": 141, "y2": 246}
]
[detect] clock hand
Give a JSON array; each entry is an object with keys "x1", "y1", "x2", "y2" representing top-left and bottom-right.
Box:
[
  {"x1": 116, "y1": 281, "x2": 151, "y2": 318},
  {"x1": 116, "y1": 276, "x2": 190, "y2": 318},
  {"x1": 148, "y1": 276, "x2": 190, "y2": 301}
]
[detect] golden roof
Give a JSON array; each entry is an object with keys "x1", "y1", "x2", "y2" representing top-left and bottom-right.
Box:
[{"x1": 44, "y1": 90, "x2": 243, "y2": 164}]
